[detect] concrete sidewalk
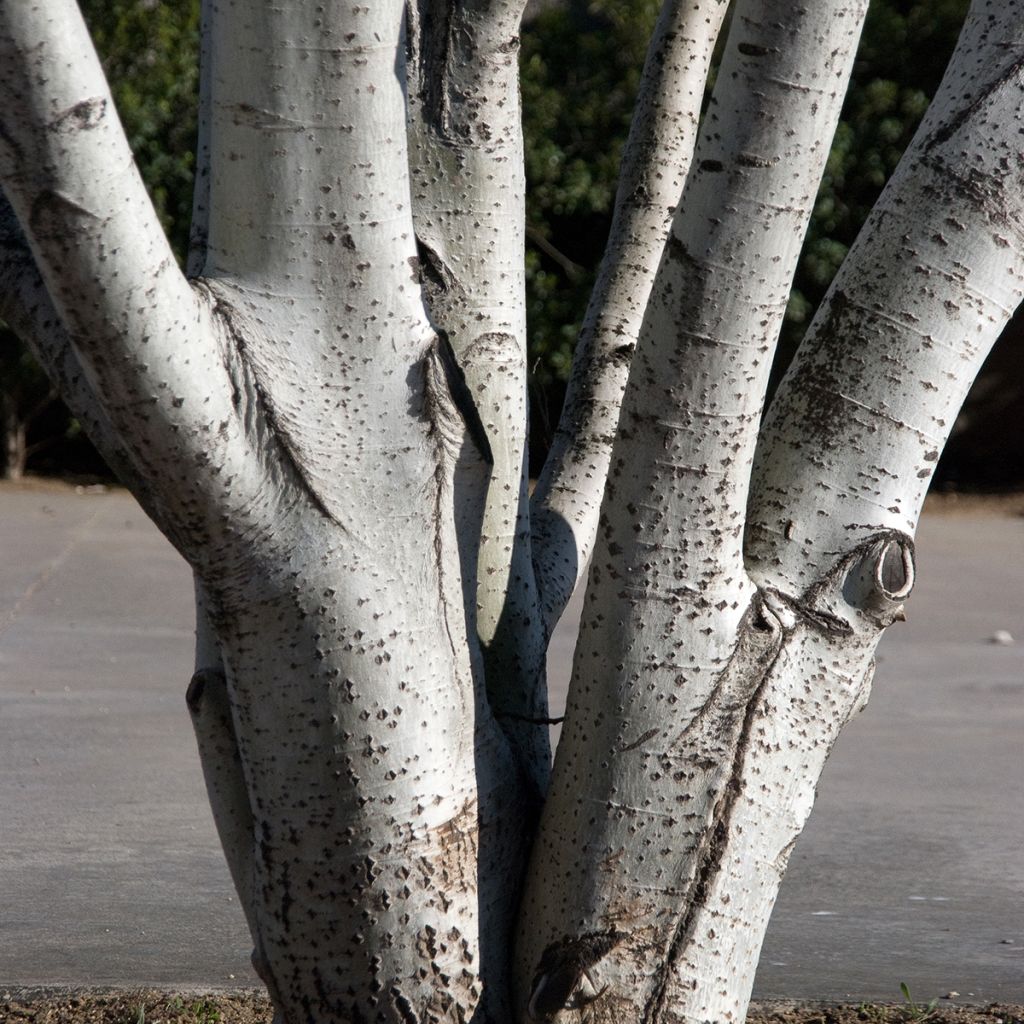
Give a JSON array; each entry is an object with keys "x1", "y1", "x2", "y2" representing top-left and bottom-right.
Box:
[{"x1": 1, "y1": 484, "x2": 1022, "y2": 1001}]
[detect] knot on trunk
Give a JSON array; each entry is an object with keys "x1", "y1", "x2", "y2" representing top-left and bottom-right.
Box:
[
  {"x1": 423, "y1": 331, "x2": 493, "y2": 466},
  {"x1": 765, "y1": 530, "x2": 916, "y2": 635},
  {"x1": 186, "y1": 666, "x2": 227, "y2": 714}
]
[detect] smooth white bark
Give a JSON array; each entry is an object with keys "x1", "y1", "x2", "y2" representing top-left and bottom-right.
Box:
[
  {"x1": 530, "y1": 0, "x2": 730, "y2": 632},
  {"x1": 517, "y1": 3, "x2": 872, "y2": 1020}
]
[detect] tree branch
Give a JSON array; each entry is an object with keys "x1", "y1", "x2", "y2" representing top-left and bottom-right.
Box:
[
  {"x1": 747, "y1": 0, "x2": 1024, "y2": 594},
  {"x1": 0, "y1": 189, "x2": 151, "y2": 501},
  {"x1": 517, "y1": 0, "x2": 870, "y2": 1017},
  {"x1": 529, "y1": 0, "x2": 730, "y2": 633},
  {"x1": 406, "y1": 0, "x2": 551, "y2": 788},
  {"x1": 526, "y1": 224, "x2": 584, "y2": 282},
  {"x1": 0, "y1": 0, "x2": 245, "y2": 530}
]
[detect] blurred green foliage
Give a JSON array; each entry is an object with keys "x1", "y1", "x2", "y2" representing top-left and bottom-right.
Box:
[
  {"x1": 521, "y1": 0, "x2": 662, "y2": 393},
  {"x1": 81, "y1": 0, "x2": 200, "y2": 259}
]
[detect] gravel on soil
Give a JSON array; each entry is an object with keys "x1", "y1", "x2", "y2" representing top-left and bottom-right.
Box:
[{"x1": 1, "y1": 991, "x2": 1022, "y2": 1024}]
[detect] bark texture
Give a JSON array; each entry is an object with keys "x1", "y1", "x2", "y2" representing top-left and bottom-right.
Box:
[
  {"x1": 2, "y1": 0, "x2": 1022, "y2": 1022},
  {"x1": 406, "y1": 0, "x2": 551, "y2": 795},
  {"x1": 517, "y1": 3, "x2": 870, "y2": 1020},
  {"x1": 530, "y1": 0, "x2": 730, "y2": 633}
]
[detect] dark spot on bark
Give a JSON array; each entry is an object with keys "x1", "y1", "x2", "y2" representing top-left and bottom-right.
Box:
[
  {"x1": 926, "y1": 57, "x2": 1024, "y2": 151},
  {"x1": 28, "y1": 190, "x2": 96, "y2": 240},
  {"x1": 737, "y1": 42, "x2": 771, "y2": 57},
  {"x1": 227, "y1": 102, "x2": 302, "y2": 132},
  {"x1": 363, "y1": 855, "x2": 381, "y2": 883},
  {"x1": 529, "y1": 929, "x2": 624, "y2": 1020},
  {"x1": 415, "y1": 237, "x2": 455, "y2": 294},
  {"x1": 279, "y1": 861, "x2": 293, "y2": 933},
  {"x1": 699, "y1": 159, "x2": 724, "y2": 173},
  {"x1": 737, "y1": 153, "x2": 778, "y2": 169},
  {"x1": 53, "y1": 97, "x2": 107, "y2": 132},
  {"x1": 616, "y1": 727, "x2": 658, "y2": 754},
  {"x1": 408, "y1": 0, "x2": 455, "y2": 135},
  {"x1": 426, "y1": 331, "x2": 494, "y2": 465}
]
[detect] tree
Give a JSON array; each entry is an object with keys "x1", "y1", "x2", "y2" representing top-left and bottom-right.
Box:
[{"x1": 1, "y1": 1, "x2": 1021, "y2": 1022}]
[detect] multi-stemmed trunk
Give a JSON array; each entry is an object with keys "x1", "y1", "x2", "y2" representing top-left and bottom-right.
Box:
[{"x1": 2, "y1": 0, "x2": 1023, "y2": 1021}]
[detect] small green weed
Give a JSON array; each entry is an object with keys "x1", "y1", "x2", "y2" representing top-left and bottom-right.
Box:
[
  {"x1": 899, "y1": 982, "x2": 939, "y2": 1022},
  {"x1": 149, "y1": 997, "x2": 221, "y2": 1024},
  {"x1": 856, "y1": 1002, "x2": 888, "y2": 1023},
  {"x1": 186, "y1": 998, "x2": 223, "y2": 1024}
]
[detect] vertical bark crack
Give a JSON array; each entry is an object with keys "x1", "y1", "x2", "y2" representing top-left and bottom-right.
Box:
[
  {"x1": 406, "y1": 0, "x2": 456, "y2": 138},
  {"x1": 422, "y1": 332, "x2": 488, "y2": 673},
  {"x1": 641, "y1": 617, "x2": 787, "y2": 1024}
]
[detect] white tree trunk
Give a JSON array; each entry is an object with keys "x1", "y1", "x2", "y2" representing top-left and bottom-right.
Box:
[
  {"x1": 516, "y1": 3, "x2": 872, "y2": 1020},
  {"x1": 516, "y1": 4, "x2": 1024, "y2": 1023},
  {"x1": 530, "y1": 0, "x2": 730, "y2": 631},
  {"x1": 405, "y1": 0, "x2": 552, "y2": 792},
  {"x1": 3, "y1": 0, "x2": 1023, "y2": 1022},
  {"x1": 1, "y1": 2, "x2": 528, "y2": 1020}
]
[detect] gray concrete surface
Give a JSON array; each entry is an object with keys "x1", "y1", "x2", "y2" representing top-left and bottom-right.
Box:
[{"x1": 1, "y1": 484, "x2": 1021, "y2": 1002}]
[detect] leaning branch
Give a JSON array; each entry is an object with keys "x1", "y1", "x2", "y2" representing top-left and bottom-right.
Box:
[
  {"x1": 747, "y1": 0, "x2": 1024, "y2": 594},
  {"x1": 599, "y1": 0, "x2": 868, "y2": 609},
  {"x1": 517, "y1": 0, "x2": 870, "y2": 1017},
  {"x1": 0, "y1": 192, "x2": 152, "y2": 504},
  {"x1": 529, "y1": 0, "x2": 730, "y2": 631},
  {"x1": 0, "y1": 0, "x2": 233, "y2": 498}
]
